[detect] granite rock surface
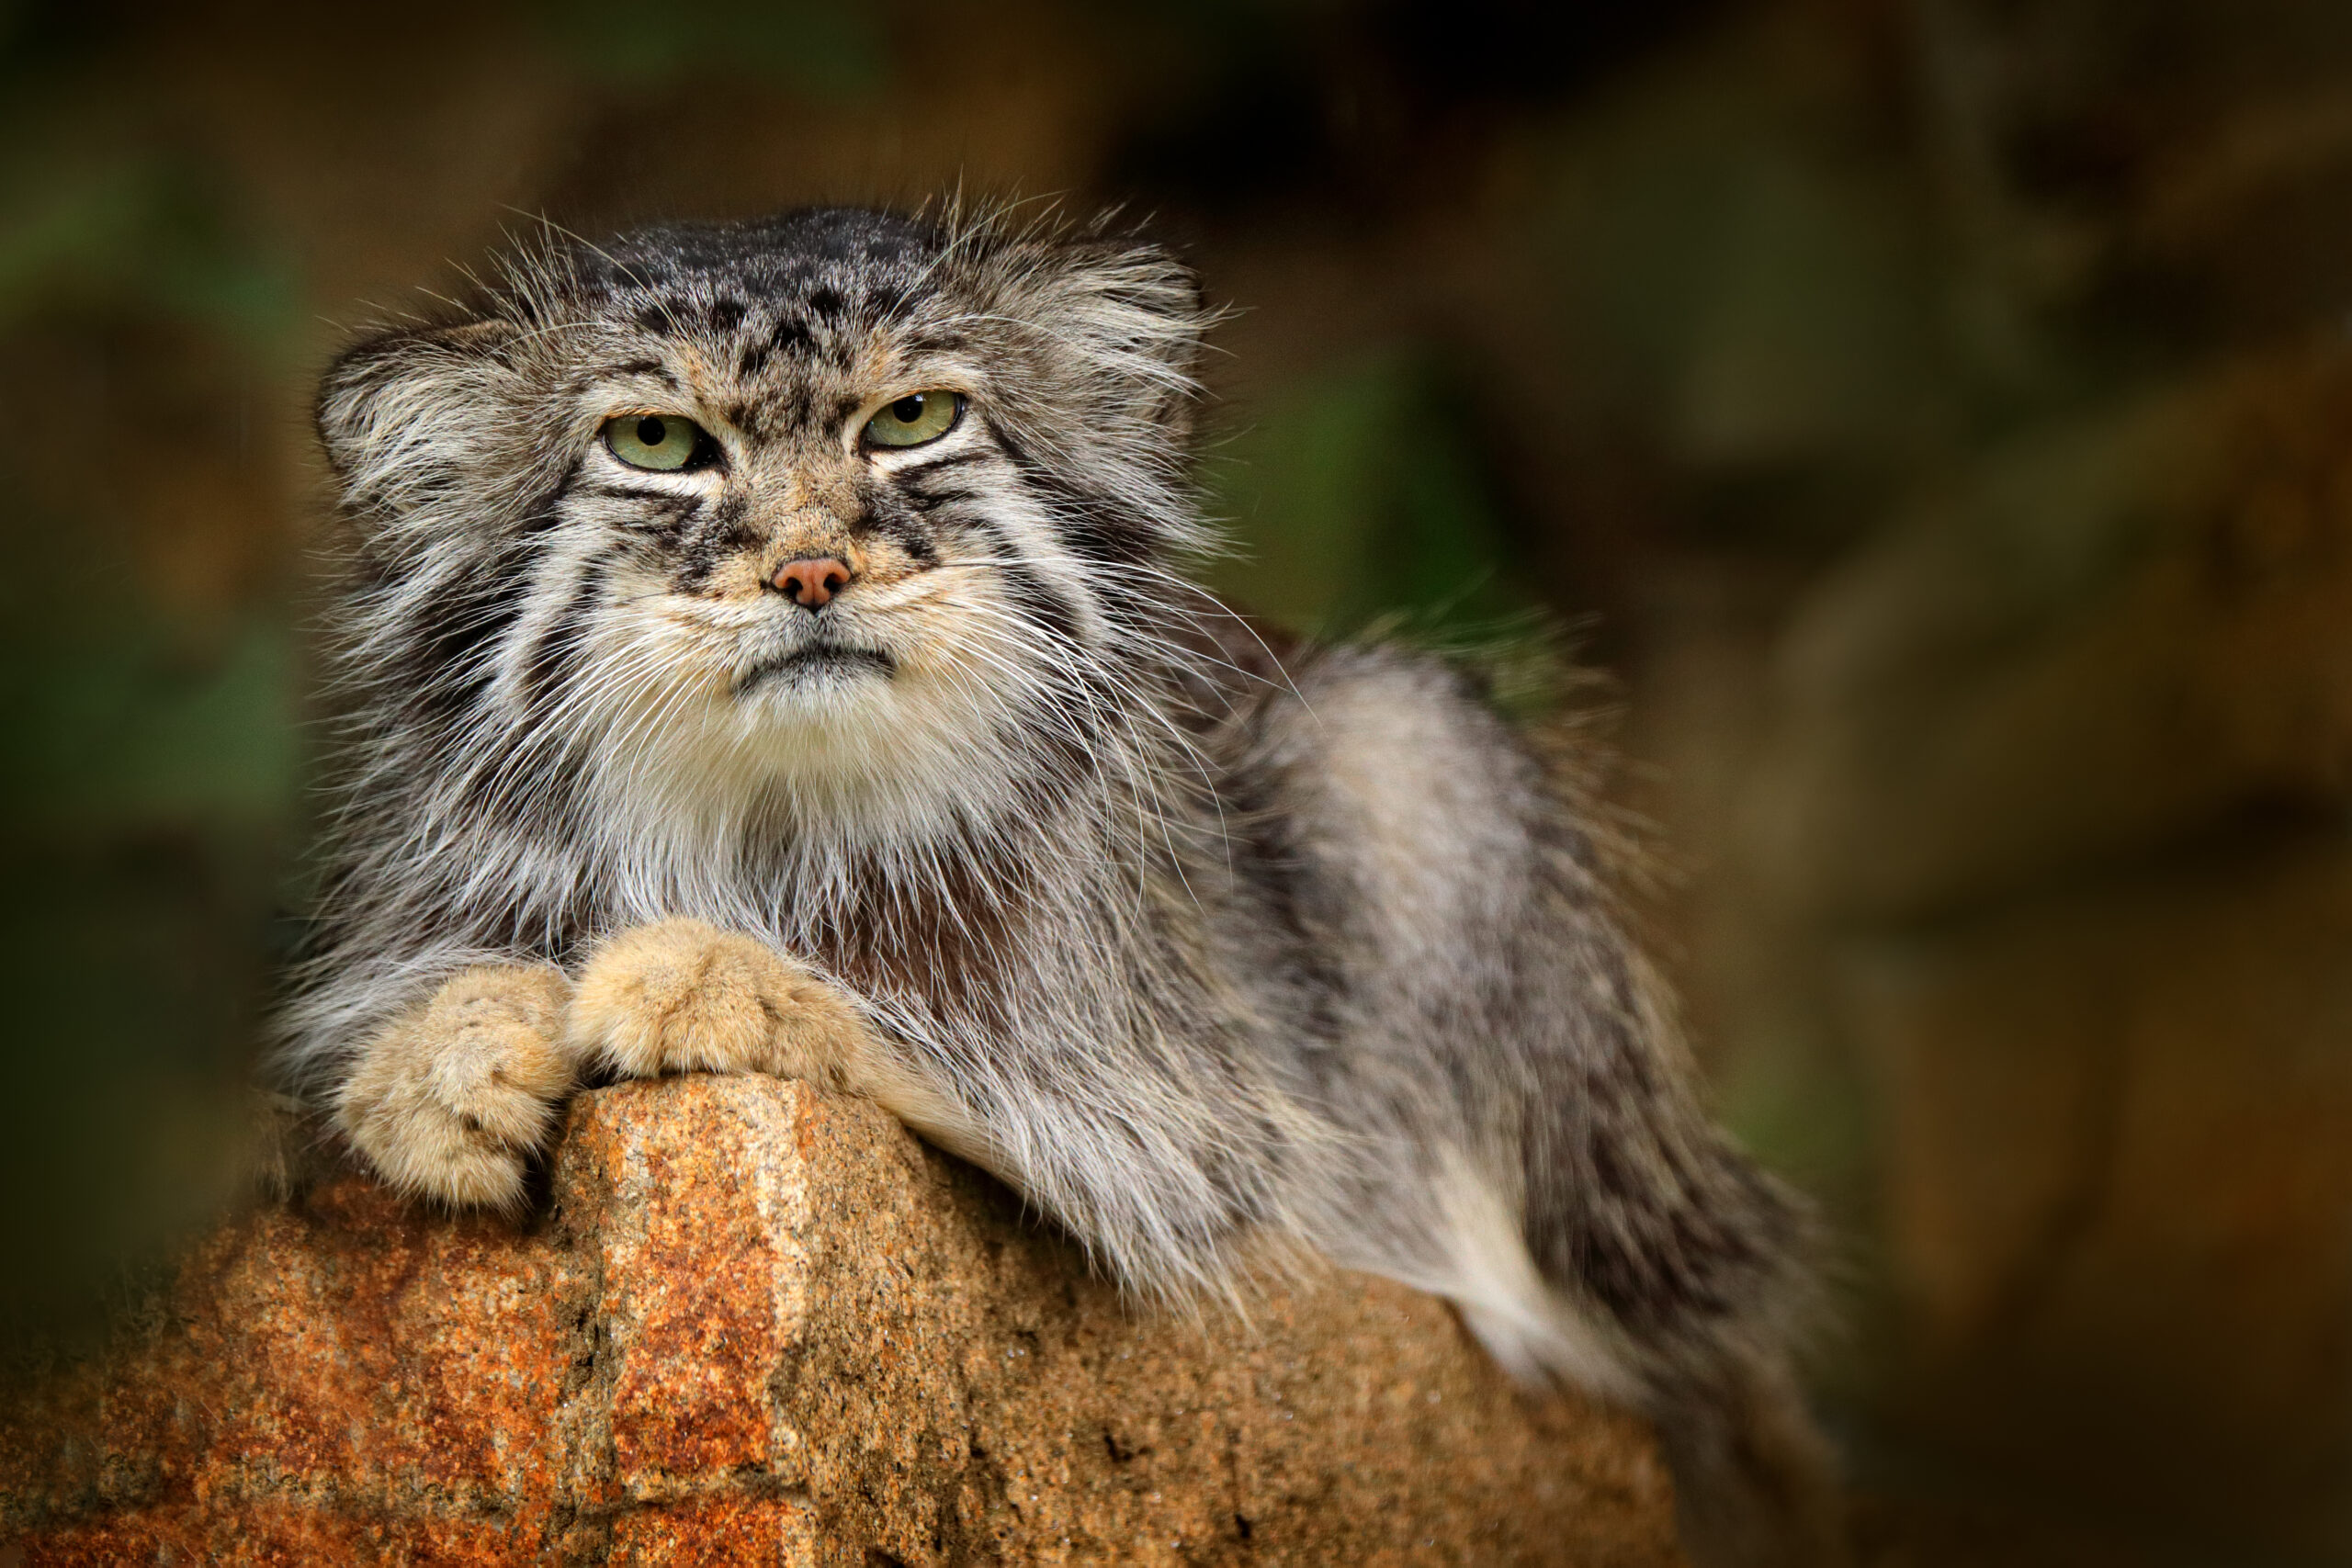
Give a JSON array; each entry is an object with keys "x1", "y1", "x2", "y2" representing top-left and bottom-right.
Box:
[{"x1": 0, "y1": 1076, "x2": 1684, "y2": 1565}]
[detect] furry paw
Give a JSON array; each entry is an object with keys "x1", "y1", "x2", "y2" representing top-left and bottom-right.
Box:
[
  {"x1": 570, "y1": 917, "x2": 868, "y2": 1083},
  {"x1": 336, "y1": 964, "x2": 576, "y2": 1211}
]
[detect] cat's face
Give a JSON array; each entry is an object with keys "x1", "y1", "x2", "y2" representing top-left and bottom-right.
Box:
[{"x1": 319, "y1": 209, "x2": 1207, "y2": 839}]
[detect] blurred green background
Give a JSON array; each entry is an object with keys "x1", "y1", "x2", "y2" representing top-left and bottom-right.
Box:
[{"x1": 8, "y1": 0, "x2": 2352, "y2": 1561}]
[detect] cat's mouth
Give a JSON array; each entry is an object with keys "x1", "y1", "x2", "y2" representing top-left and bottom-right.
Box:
[{"x1": 732, "y1": 641, "x2": 898, "y2": 695}]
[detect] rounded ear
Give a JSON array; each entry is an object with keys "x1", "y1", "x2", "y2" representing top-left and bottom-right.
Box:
[
  {"x1": 951, "y1": 220, "x2": 1222, "y2": 560},
  {"x1": 315, "y1": 317, "x2": 521, "y2": 526},
  {"x1": 1033, "y1": 238, "x2": 1212, "y2": 441}
]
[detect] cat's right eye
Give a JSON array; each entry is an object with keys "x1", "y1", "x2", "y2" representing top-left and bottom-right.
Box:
[{"x1": 603, "y1": 413, "x2": 711, "y2": 472}]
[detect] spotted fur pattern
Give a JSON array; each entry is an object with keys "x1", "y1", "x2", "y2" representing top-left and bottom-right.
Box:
[{"x1": 278, "y1": 205, "x2": 1841, "y2": 1565}]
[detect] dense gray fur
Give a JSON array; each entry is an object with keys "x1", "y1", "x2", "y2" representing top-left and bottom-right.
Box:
[{"x1": 277, "y1": 205, "x2": 1840, "y2": 1564}]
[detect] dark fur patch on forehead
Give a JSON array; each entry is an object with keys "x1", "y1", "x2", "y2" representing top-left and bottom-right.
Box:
[
  {"x1": 582, "y1": 209, "x2": 939, "y2": 299},
  {"x1": 544, "y1": 209, "x2": 948, "y2": 388}
]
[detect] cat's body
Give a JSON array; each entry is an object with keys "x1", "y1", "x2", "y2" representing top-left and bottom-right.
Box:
[{"x1": 279, "y1": 206, "x2": 1840, "y2": 1565}]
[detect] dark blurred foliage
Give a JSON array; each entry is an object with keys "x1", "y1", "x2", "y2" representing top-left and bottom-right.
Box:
[{"x1": 7, "y1": 1, "x2": 2352, "y2": 1559}]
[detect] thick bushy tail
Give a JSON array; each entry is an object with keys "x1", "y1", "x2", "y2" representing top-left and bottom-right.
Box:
[
  {"x1": 1521, "y1": 1099, "x2": 1850, "y2": 1566},
  {"x1": 1651, "y1": 1341, "x2": 1850, "y2": 1568}
]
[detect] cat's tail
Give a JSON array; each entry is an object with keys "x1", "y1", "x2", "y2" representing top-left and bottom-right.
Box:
[
  {"x1": 1648, "y1": 1339, "x2": 1850, "y2": 1568},
  {"x1": 1442, "y1": 1144, "x2": 1851, "y2": 1568}
]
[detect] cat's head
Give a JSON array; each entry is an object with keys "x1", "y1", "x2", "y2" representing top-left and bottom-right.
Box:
[{"x1": 319, "y1": 206, "x2": 1213, "y2": 840}]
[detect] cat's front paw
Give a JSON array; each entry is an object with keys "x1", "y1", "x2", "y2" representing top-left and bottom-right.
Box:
[
  {"x1": 570, "y1": 917, "x2": 865, "y2": 1083},
  {"x1": 336, "y1": 964, "x2": 576, "y2": 1211}
]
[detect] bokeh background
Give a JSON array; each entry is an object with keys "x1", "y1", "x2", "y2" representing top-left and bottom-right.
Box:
[{"x1": 8, "y1": 0, "x2": 2352, "y2": 1561}]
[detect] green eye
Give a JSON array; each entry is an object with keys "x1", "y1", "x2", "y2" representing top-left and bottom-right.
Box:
[
  {"x1": 604, "y1": 412, "x2": 707, "y2": 471},
  {"x1": 862, "y1": 390, "x2": 962, "y2": 449}
]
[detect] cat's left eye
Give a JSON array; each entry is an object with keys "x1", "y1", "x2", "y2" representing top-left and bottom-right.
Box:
[
  {"x1": 603, "y1": 413, "x2": 709, "y2": 471},
  {"x1": 862, "y1": 391, "x2": 962, "y2": 449}
]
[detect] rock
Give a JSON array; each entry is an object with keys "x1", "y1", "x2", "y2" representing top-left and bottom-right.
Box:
[{"x1": 0, "y1": 1076, "x2": 1684, "y2": 1566}]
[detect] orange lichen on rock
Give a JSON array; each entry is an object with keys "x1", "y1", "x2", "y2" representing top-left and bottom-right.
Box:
[{"x1": 0, "y1": 1077, "x2": 1684, "y2": 1565}]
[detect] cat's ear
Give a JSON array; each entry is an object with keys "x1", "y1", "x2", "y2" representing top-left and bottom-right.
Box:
[
  {"x1": 1030, "y1": 239, "x2": 1211, "y2": 442},
  {"x1": 967, "y1": 230, "x2": 1218, "y2": 558},
  {"x1": 315, "y1": 316, "x2": 522, "y2": 525}
]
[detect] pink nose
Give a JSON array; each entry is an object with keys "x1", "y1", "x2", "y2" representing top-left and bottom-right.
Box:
[{"x1": 771, "y1": 557, "x2": 852, "y2": 608}]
